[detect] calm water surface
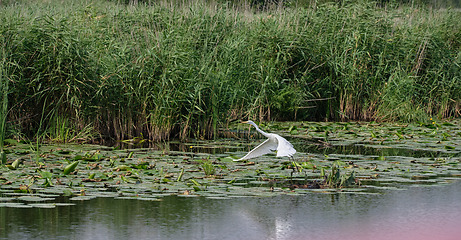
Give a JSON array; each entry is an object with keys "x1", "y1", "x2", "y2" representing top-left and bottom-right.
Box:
[{"x1": 1, "y1": 180, "x2": 460, "y2": 240}]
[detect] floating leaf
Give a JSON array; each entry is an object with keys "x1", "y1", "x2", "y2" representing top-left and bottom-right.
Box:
[
  {"x1": 0, "y1": 197, "x2": 15, "y2": 202},
  {"x1": 113, "y1": 165, "x2": 131, "y2": 171},
  {"x1": 28, "y1": 203, "x2": 56, "y2": 208},
  {"x1": 0, "y1": 203, "x2": 32, "y2": 208},
  {"x1": 39, "y1": 171, "x2": 53, "y2": 179},
  {"x1": 0, "y1": 120, "x2": 460, "y2": 202},
  {"x1": 54, "y1": 203, "x2": 76, "y2": 207},
  {"x1": 136, "y1": 198, "x2": 162, "y2": 201},
  {"x1": 69, "y1": 196, "x2": 97, "y2": 201},
  {"x1": 18, "y1": 196, "x2": 55, "y2": 202}
]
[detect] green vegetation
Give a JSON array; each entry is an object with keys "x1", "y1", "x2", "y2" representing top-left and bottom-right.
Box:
[
  {"x1": 0, "y1": 0, "x2": 459, "y2": 145},
  {"x1": 0, "y1": 121, "x2": 460, "y2": 205},
  {"x1": 321, "y1": 161, "x2": 356, "y2": 188},
  {"x1": 0, "y1": 43, "x2": 9, "y2": 164},
  {"x1": 201, "y1": 160, "x2": 217, "y2": 176}
]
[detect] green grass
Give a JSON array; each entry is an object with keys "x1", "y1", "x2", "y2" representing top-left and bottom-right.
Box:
[{"x1": 0, "y1": 0, "x2": 459, "y2": 143}]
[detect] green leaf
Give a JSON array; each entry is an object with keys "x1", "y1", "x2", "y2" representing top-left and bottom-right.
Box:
[
  {"x1": 40, "y1": 171, "x2": 53, "y2": 179},
  {"x1": 63, "y1": 161, "x2": 79, "y2": 175},
  {"x1": 190, "y1": 179, "x2": 201, "y2": 186},
  {"x1": 11, "y1": 159, "x2": 20, "y2": 169},
  {"x1": 113, "y1": 165, "x2": 131, "y2": 171}
]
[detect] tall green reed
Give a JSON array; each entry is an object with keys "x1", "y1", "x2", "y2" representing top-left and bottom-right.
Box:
[
  {"x1": 0, "y1": 51, "x2": 7, "y2": 164},
  {"x1": 0, "y1": 19, "x2": 14, "y2": 164},
  {"x1": 0, "y1": 0, "x2": 459, "y2": 143}
]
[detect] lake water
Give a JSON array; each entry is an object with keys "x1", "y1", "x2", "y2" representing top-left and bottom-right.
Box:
[
  {"x1": 2, "y1": 121, "x2": 461, "y2": 240},
  {"x1": 1, "y1": 180, "x2": 460, "y2": 240}
]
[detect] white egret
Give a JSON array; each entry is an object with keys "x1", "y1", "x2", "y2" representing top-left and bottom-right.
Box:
[{"x1": 236, "y1": 120, "x2": 296, "y2": 161}]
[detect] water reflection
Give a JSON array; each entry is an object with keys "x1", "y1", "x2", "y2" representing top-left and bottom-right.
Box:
[
  {"x1": 294, "y1": 140, "x2": 461, "y2": 158},
  {"x1": 102, "y1": 137, "x2": 460, "y2": 159},
  {"x1": 1, "y1": 181, "x2": 460, "y2": 240}
]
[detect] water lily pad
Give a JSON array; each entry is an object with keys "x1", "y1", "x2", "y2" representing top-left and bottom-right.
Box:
[
  {"x1": 1, "y1": 121, "x2": 460, "y2": 201},
  {"x1": 205, "y1": 196, "x2": 231, "y2": 200},
  {"x1": 86, "y1": 192, "x2": 120, "y2": 198},
  {"x1": 54, "y1": 203, "x2": 76, "y2": 206},
  {"x1": 248, "y1": 181, "x2": 270, "y2": 185},
  {"x1": 69, "y1": 196, "x2": 97, "y2": 201},
  {"x1": 0, "y1": 202, "x2": 33, "y2": 208},
  {"x1": 339, "y1": 191, "x2": 381, "y2": 195},
  {"x1": 136, "y1": 197, "x2": 163, "y2": 201},
  {"x1": 28, "y1": 203, "x2": 57, "y2": 208},
  {"x1": 0, "y1": 197, "x2": 15, "y2": 202},
  {"x1": 114, "y1": 196, "x2": 139, "y2": 200},
  {"x1": 17, "y1": 196, "x2": 55, "y2": 202}
]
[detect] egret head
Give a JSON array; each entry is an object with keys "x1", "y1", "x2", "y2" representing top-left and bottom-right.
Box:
[{"x1": 241, "y1": 120, "x2": 258, "y2": 128}]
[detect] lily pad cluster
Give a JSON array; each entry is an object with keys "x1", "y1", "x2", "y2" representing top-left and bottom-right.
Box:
[{"x1": 1, "y1": 120, "x2": 460, "y2": 207}]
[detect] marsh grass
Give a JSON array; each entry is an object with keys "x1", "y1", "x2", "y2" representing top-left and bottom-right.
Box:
[
  {"x1": 0, "y1": 44, "x2": 10, "y2": 164},
  {"x1": 0, "y1": 69, "x2": 6, "y2": 164},
  {"x1": 0, "y1": 0, "x2": 459, "y2": 142},
  {"x1": 201, "y1": 160, "x2": 217, "y2": 176}
]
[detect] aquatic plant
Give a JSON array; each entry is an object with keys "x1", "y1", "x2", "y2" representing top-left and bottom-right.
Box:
[
  {"x1": 39, "y1": 171, "x2": 53, "y2": 187},
  {"x1": 321, "y1": 161, "x2": 357, "y2": 188},
  {"x1": 201, "y1": 160, "x2": 216, "y2": 177},
  {"x1": 63, "y1": 161, "x2": 79, "y2": 175},
  {"x1": 0, "y1": 119, "x2": 459, "y2": 205}
]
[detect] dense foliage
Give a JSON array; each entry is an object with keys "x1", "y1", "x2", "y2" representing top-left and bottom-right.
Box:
[{"x1": 0, "y1": 0, "x2": 460, "y2": 141}]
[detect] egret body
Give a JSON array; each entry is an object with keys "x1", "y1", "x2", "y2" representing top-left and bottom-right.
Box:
[{"x1": 236, "y1": 120, "x2": 296, "y2": 161}]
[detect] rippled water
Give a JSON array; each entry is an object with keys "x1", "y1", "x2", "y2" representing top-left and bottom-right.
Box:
[{"x1": 1, "y1": 180, "x2": 460, "y2": 240}]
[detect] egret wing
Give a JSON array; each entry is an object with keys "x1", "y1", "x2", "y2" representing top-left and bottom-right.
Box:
[
  {"x1": 236, "y1": 138, "x2": 278, "y2": 161},
  {"x1": 275, "y1": 135, "x2": 296, "y2": 157}
]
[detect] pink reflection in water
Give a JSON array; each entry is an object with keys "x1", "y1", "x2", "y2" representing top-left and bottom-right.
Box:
[
  {"x1": 289, "y1": 184, "x2": 461, "y2": 240},
  {"x1": 336, "y1": 213, "x2": 461, "y2": 240}
]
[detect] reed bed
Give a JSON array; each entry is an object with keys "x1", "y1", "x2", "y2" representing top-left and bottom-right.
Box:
[{"x1": 0, "y1": 0, "x2": 459, "y2": 142}]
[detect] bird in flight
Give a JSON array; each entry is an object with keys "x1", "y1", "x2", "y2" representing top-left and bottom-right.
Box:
[{"x1": 236, "y1": 120, "x2": 296, "y2": 161}]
